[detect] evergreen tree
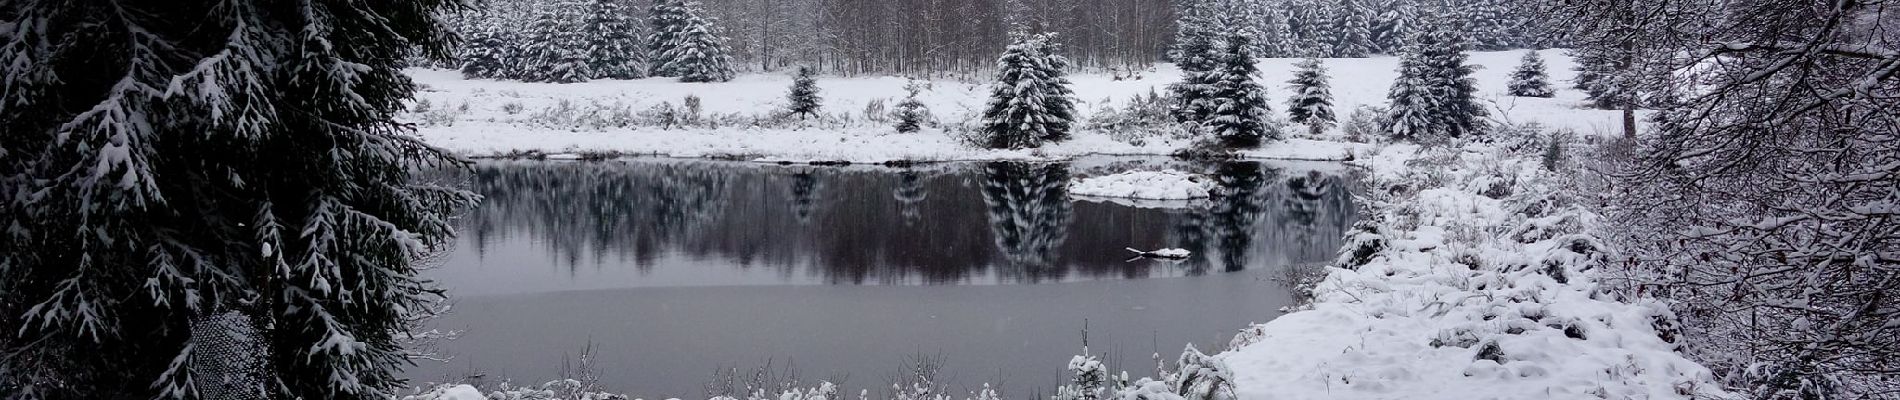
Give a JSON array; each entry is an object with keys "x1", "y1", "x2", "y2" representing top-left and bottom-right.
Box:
[
  {"x1": 1167, "y1": 7, "x2": 1224, "y2": 127},
  {"x1": 981, "y1": 33, "x2": 1076, "y2": 149},
  {"x1": 1285, "y1": 0, "x2": 1338, "y2": 58},
  {"x1": 459, "y1": 26, "x2": 516, "y2": 79},
  {"x1": 1167, "y1": 0, "x2": 1221, "y2": 63},
  {"x1": 656, "y1": 2, "x2": 737, "y2": 83},
  {"x1": 647, "y1": 0, "x2": 692, "y2": 77},
  {"x1": 1260, "y1": 12, "x2": 1298, "y2": 58},
  {"x1": 1332, "y1": 0, "x2": 1376, "y2": 57},
  {"x1": 1371, "y1": 2, "x2": 1418, "y2": 54},
  {"x1": 587, "y1": 0, "x2": 648, "y2": 80},
  {"x1": 1285, "y1": 58, "x2": 1337, "y2": 134},
  {"x1": 892, "y1": 81, "x2": 931, "y2": 133},
  {"x1": 1383, "y1": 14, "x2": 1488, "y2": 141},
  {"x1": 520, "y1": 1, "x2": 595, "y2": 83},
  {"x1": 1456, "y1": 0, "x2": 1512, "y2": 51},
  {"x1": 1205, "y1": 36, "x2": 1278, "y2": 149},
  {"x1": 0, "y1": 0, "x2": 477, "y2": 398},
  {"x1": 786, "y1": 66, "x2": 822, "y2": 119},
  {"x1": 1508, "y1": 51, "x2": 1557, "y2": 98}
]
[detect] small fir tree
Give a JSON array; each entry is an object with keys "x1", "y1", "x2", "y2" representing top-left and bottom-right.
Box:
[
  {"x1": 1285, "y1": 58, "x2": 1337, "y2": 134},
  {"x1": 1205, "y1": 36, "x2": 1278, "y2": 149},
  {"x1": 1508, "y1": 51, "x2": 1557, "y2": 98},
  {"x1": 892, "y1": 81, "x2": 930, "y2": 133},
  {"x1": 587, "y1": 0, "x2": 648, "y2": 80},
  {"x1": 786, "y1": 66, "x2": 822, "y2": 119},
  {"x1": 981, "y1": 33, "x2": 1077, "y2": 149},
  {"x1": 657, "y1": 3, "x2": 737, "y2": 83}
]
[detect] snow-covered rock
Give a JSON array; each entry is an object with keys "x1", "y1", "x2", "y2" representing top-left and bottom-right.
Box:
[{"x1": 1069, "y1": 170, "x2": 1214, "y2": 200}]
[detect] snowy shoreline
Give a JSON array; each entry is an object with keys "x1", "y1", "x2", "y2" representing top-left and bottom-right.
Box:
[{"x1": 403, "y1": 50, "x2": 1633, "y2": 164}]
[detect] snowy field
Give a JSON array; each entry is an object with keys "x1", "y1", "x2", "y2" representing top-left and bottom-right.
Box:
[{"x1": 403, "y1": 50, "x2": 1632, "y2": 162}]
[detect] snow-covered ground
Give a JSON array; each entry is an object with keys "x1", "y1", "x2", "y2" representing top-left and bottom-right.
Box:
[
  {"x1": 403, "y1": 50, "x2": 1629, "y2": 162},
  {"x1": 1216, "y1": 142, "x2": 1725, "y2": 399},
  {"x1": 1069, "y1": 170, "x2": 1214, "y2": 200}
]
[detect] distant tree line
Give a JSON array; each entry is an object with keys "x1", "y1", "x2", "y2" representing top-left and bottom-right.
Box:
[{"x1": 444, "y1": 0, "x2": 1555, "y2": 78}]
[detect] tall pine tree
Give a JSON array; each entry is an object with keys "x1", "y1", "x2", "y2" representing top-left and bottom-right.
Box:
[
  {"x1": 0, "y1": 0, "x2": 478, "y2": 398},
  {"x1": 1206, "y1": 36, "x2": 1278, "y2": 149},
  {"x1": 1168, "y1": 4, "x2": 1224, "y2": 127},
  {"x1": 1285, "y1": 58, "x2": 1337, "y2": 134},
  {"x1": 1383, "y1": 13, "x2": 1488, "y2": 141},
  {"x1": 459, "y1": 26, "x2": 516, "y2": 79},
  {"x1": 981, "y1": 33, "x2": 1076, "y2": 149},
  {"x1": 587, "y1": 0, "x2": 648, "y2": 80},
  {"x1": 520, "y1": 1, "x2": 595, "y2": 83},
  {"x1": 656, "y1": 2, "x2": 736, "y2": 83},
  {"x1": 1508, "y1": 51, "x2": 1556, "y2": 98},
  {"x1": 786, "y1": 66, "x2": 822, "y2": 119},
  {"x1": 647, "y1": 0, "x2": 692, "y2": 77},
  {"x1": 1332, "y1": 0, "x2": 1376, "y2": 57}
]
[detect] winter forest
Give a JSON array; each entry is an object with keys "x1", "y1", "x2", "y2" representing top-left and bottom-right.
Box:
[{"x1": 2, "y1": 0, "x2": 1896, "y2": 399}]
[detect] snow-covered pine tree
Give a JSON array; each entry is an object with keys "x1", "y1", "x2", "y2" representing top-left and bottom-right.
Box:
[
  {"x1": 1260, "y1": 12, "x2": 1298, "y2": 58},
  {"x1": 657, "y1": 2, "x2": 737, "y2": 83},
  {"x1": 587, "y1": 0, "x2": 648, "y2": 80},
  {"x1": 520, "y1": 1, "x2": 595, "y2": 83},
  {"x1": 460, "y1": 26, "x2": 515, "y2": 79},
  {"x1": 1167, "y1": 0, "x2": 1220, "y2": 63},
  {"x1": 1455, "y1": 0, "x2": 1512, "y2": 51},
  {"x1": 1383, "y1": 51, "x2": 1440, "y2": 141},
  {"x1": 1382, "y1": 13, "x2": 1488, "y2": 141},
  {"x1": 1508, "y1": 50, "x2": 1556, "y2": 98},
  {"x1": 0, "y1": 0, "x2": 477, "y2": 398},
  {"x1": 786, "y1": 66, "x2": 822, "y2": 119},
  {"x1": 980, "y1": 33, "x2": 1076, "y2": 149},
  {"x1": 1206, "y1": 36, "x2": 1278, "y2": 149},
  {"x1": 1332, "y1": 0, "x2": 1376, "y2": 57},
  {"x1": 647, "y1": 0, "x2": 692, "y2": 77},
  {"x1": 1167, "y1": 5, "x2": 1223, "y2": 127},
  {"x1": 1285, "y1": 58, "x2": 1337, "y2": 134},
  {"x1": 1422, "y1": 24, "x2": 1488, "y2": 138},
  {"x1": 892, "y1": 81, "x2": 930, "y2": 133},
  {"x1": 1285, "y1": 0, "x2": 1338, "y2": 58},
  {"x1": 1370, "y1": 2, "x2": 1418, "y2": 55}
]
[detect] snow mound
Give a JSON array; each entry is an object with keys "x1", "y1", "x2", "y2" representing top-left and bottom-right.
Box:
[
  {"x1": 404, "y1": 385, "x2": 485, "y2": 400},
  {"x1": 1217, "y1": 143, "x2": 1726, "y2": 400},
  {"x1": 1069, "y1": 170, "x2": 1214, "y2": 200}
]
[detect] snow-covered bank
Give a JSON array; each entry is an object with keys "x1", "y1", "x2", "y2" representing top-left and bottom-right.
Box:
[
  {"x1": 402, "y1": 50, "x2": 1628, "y2": 162},
  {"x1": 1215, "y1": 141, "x2": 1725, "y2": 399}
]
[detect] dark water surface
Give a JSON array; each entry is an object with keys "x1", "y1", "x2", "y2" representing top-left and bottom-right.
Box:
[{"x1": 408, "y1": 158, "x2": 1358, "y2": 399}]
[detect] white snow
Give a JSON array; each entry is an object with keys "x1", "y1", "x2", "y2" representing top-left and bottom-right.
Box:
[
  {"x1": 1069, "y1": 170, "x2": 1213, "y2": 200},
  {"x1": 404, "y1": 384, "x2": 484, "y2": 400},
  {"x1": 1213, "y1": 142, "x2": 1727, "y2": 400},
  {"x1": 401, "y1": 49, "x2": 1627, "y2": 162},
  {"x1": 1126, "y1": 247, "x2": 1193, "y2": 258}
]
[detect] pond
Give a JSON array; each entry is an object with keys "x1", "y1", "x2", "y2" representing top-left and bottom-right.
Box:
[{"x1": 407, "y1": 157, "x2": 1359, "y2": 399}]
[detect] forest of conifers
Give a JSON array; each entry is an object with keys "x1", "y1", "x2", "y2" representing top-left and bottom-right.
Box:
[{"x1": 449, "y1": 0, "x2": 1552, "y2": 77}]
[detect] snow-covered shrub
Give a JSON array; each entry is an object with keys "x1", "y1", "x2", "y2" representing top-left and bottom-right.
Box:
[
  {"x1": 1085, "y1": 91, "x2": 1180, "y2": 145},
  {"x1": 1338, "y1": 105, "x2": 1384, "y2": 143},
  {"x1": 1171, "y1": 345, "x2": 1235, "y2": 400},
  {"x1": 891, "y1": 81, "x2": 932, "y2": 133}
]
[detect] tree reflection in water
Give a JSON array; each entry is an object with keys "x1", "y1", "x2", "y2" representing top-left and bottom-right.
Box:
[{"x1": 456, "y1": 159, "x2": 1357, "y2": 285}]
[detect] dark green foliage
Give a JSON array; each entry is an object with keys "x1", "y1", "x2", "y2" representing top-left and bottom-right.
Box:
[
  {"x1": 1204, "y1": 36, "x2": 1277, "y2": 149},
  {"x1": 0, "y1": 0, "x2": 478, "y2": 398},
  {"x1": 787, "y1": 66, "x2": 822, "y2": 119},
  {"x1": 1509, "y1": 51, "x2": 1556, "y2": 98},
  {"x1": 1285, "y1": 58, "x2": 1337, "y2": 133},
  {"x1": 654, "y1": 2, "x2": 736, "y2": 83},
  {"x1": 892, "y1": 81, "x2": 930, "y2": 133},
  {"x1": 1383, "y1": 15, "x2": 1488, "y2": 141},
  {"x1": 981, "y1": 33, "x2": 1075, "y2": 149},
  {"x1": 587, "y1": 0, "x2": 648, "y2": 80}
]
